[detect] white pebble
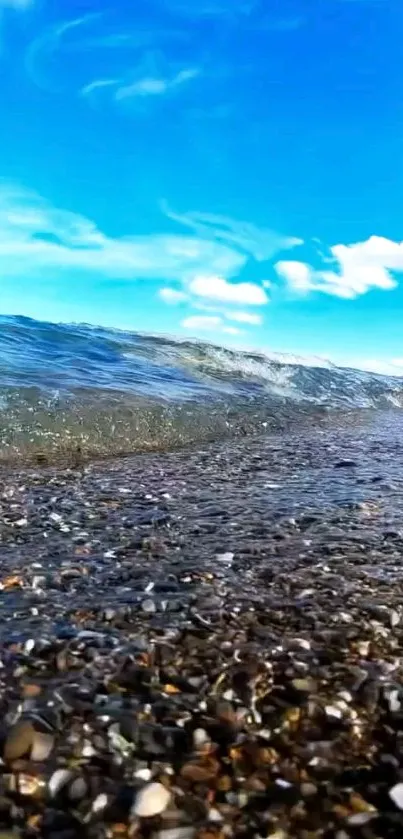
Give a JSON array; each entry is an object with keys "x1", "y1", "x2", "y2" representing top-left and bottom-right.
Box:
[
  {"x1": 347, "y1": 813, "x2": 376, "y2": 826},
  {"x1": 325, "y1": 705, "x2": 343, "y2": 719},
  {"x1": 49, "y1": 769, "x2": 72, "y2": 797},
  {"x1": 135, "y1": 768, "x2": 152, "y2": 781},
  {"x1": 208, "y1": 808, "x2": 224, "y2": 823},
  {"x1": 92, "y1": 793, "x2": 108, "y2": 813},
  {"x1": 389, "y1": 782, "x2": 403, "y2": 809},
  {"x1": 155, "y1": 829, "x2": 196, "y2": 839},
  {"x1": 82, "y1": 740, "x2": 97, "y2": 757},
  {"x1": 132, "y1": 782, "x2": 171, "y2": 817},
  {"x1": 387, "y1": 689, "x2": 401, "y2": 713},
  {"x1": 193, "y1": 728, "x2": 210, "y2": 749},
  {"x1": 216, "y1": 552, "x2": 234, "y2": 565}
]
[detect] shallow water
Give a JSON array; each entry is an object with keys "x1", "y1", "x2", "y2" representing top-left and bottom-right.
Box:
[
  {"x1": 0, "y1": 408, "x2": 402, "y2": 635},
  {"x1": 0, "y1": 406, "x2": 403, "y2": 834},
  {"x1": 0, "y1": 315, "x2": 402, "y2": 464}
]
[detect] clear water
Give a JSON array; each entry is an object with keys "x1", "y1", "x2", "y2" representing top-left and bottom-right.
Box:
[{"x1": 0, "y1": 314, "x2": 402, "y2": 464}]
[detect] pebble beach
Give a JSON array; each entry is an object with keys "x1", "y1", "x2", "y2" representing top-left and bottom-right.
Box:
[{"x1": 0, "y1": 412, "x2": 402, "y2": 837}]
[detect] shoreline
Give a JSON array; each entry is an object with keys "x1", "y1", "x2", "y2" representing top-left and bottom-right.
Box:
[
  {"x1": 0, "y1": 405, "x2": 378, "y2": 472},
  {"x1": 0, "y1": 418, "x2": 401, "y2": 836}
]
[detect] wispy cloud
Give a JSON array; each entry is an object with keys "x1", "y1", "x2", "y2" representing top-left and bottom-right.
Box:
[
  {"x1": 0, "y1": 186, "x2": 242, "y2": 281},
  {"x1": 275, "y1": 235, "x2": 401, "y2": 299},
  {"x1": 25, "y1": 14, "x2": 103, "y2": 91},
  {"x1": 114, "y1": 67, "x2": 199, "y2": 101},
  {"x1": 0, "y1": 184, "x2": 294, "y2": 297},
  {"x1": 81, "y1": 70, "x2": 199, "y2": 103},
  {"x1": 26, "y1": 14, "x2": 199, "y2": 108},
  {"x1": 163, "y1": 203, "x2": 302, "y2": 261},
  {"x1": 81, "y1": 79, "x2": 119, "y2": 97}
]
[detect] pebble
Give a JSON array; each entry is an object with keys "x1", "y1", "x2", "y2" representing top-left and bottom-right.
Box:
[
  {"x1": 156, "y1": 829, "x2": 196, "y2": 839},
  {"x1": 292, "y1": 678, "x2": 317, "y2": 693},
  {"x1": 69, "y1": 776, "x2": 88, "y2": 801},
  {"x1": 389, "y1": 782, "x2": 403, "y2": 809},
  {"x1": 132, "y1": 782, "x2": 171, "y2": 817},
  {"x1": 4, "y1": 721, "x2": 34, "y2": 761},
  {"x1": 48, "y1": 768, "x2": 73, "y2": 798},
  {"x1": 30, "y1": 731, "x2": 55, "y2": 761},
  {"x1": 142, "y1": 598, "x2": 157, "y2": 614},
  {"x1": 0, "y1": 420, "x2": 402, "y2": 839},
  {"x1": 216, "y1": 552, "x2": 234, "y2": 565},
  {"x1": 193, "y1": 728, "x2": 211, "y2": 749}
]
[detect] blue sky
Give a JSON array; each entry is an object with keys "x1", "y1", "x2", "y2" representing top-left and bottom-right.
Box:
[{"x1": 0, "y1": 0, "x2": 402, "y2": 372}]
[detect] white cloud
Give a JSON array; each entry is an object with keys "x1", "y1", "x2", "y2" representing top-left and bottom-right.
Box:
[
  {"x1": 182, "y1": 315, "x2": 222, "y2": 331},
  {"x1": 181, "y1": 315, "x2": 241, "y2": 335},
  {"x1": 275, "y1": 235, "x2": 401, "y2": 299},
  {"x1": 226, "y1": 310, "x2": 263, "y2": 325},
  {"x1": 189, "y1": 274, "x2": 268, "y2": 305},
  {"x1": 115, "y1": 68, "x2": 199, "y2": 101},
  {"x1": 223, "y1": 325, "x2": 242, "y2": 335},
  {"x1": 159, "y1": 288, "x2": 188, "y2": 304}
]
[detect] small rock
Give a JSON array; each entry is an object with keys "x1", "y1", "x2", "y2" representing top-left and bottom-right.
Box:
[
  {"x1": 49, "y1": 768, "x2": 73, "y2": 798},
  {"x1": 334, "y1": 460, "x2": 357, "y2": 469},
  {"x1": 31, "y1": 731, "x2": 55, "y2": 762},
  {"x1": 155, "y1": 830, "x2": 196, "y2": 839},
  {"x1": 292, "y1": 678, "x2": 317, "y2": 693},
  {"x1": 92, "y1": 793, "x2": 109, "y2": 813},
  {"x1": 141, "y1": 599, "x2": 157, "y2": 614},
  {"x1": 69, "y1": 776, "x2": 88, "y2": 801},
  {"x1": 347, "y1": 813, "x2": 376, "y2": 826},
  {"x1": 135, "y1": 768, "x2": 152, "y2": 781},
  {"x1": 389, "y1": 782, "x2": 403, "y2": 809},
  {"x1": 4, "y1": 721, "x2": 35, "y2": 761},
  {"x1": 215, "y1": 552, "x2": 234, "y2": 565},
  {"x1": 132, "y1": 782, "x2": 171, "y2": 818},
  {"x1": 193, "y1": 728, "x2": 210, "y2": 749}
]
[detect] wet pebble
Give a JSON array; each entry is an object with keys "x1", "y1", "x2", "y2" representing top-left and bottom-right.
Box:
[{"x1": 132, "y1": 782, "x2": 171, "y2": 817}]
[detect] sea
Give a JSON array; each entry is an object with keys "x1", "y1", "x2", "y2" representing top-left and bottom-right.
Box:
[{"x1": 0, "y1": 313, "x2": 401, "y2": 465}]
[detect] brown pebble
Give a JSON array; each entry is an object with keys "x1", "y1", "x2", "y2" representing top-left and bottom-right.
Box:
[
  {"x1": 21, "y1": 683, "x2": 42, "y2": 699},
  {"x1": 4, "y1": 722, "x2": 35, "y2": 761},
  {"x1": 216, "y1": 775, "x2": 232, "y2": 792},
  {"x1": 180, "y1": 759, "x2": 219, "y2": 783}
]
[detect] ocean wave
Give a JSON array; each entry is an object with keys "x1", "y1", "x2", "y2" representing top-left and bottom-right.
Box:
[{"x1": 0, "y1": 314, "x2": 401, "y2": 464}]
